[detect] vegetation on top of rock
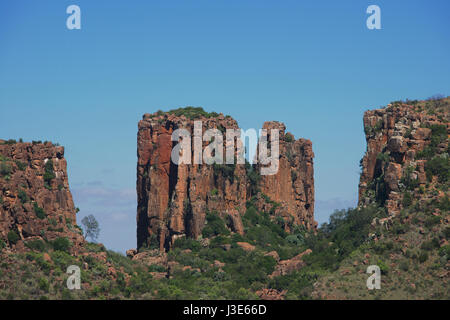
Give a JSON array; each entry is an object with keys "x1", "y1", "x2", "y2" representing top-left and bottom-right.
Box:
[{"x1": 152, "y1": 106, "x2": 228, "y2": 120}]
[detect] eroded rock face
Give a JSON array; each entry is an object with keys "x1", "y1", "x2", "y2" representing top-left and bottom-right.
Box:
[
  {"x1": 0, "y1": 141, "x2": 84, "y2": 253},
  {"x1": 358, "y1": 98, "x2": 449, "y2": 215},
  {"x1": 256, "y1": 122, "x2": 315, "y2": 231},
  {"x1": 136, "y1": 109, "x2": 316, "y2": 251}
]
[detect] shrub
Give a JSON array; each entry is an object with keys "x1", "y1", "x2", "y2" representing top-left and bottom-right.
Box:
[
  {"x1": 15, "y1": 160, "x2": 27, "y2": 171},
  {"x1": 438, "y1": 245, "x2": 450, "y2": 258},
  {"x1": 173, "y1": 237, "x2": 202, "y2": 252},
  {"x1": 202, "y1": 212, "x2": 230, "y2": 238},
  {"x1": 377, "y1": 260, "x2": 389, "y2": 275},
  {"x1": 400, "y1": 166, "x2": 419, "y2": 190},
  {"x1": 399, "y1": 260, "x2": 409, "y2": 271},
  {"x1": 43, "y1": 159, "x2": 55, "y2": 188},
  {"x1": 0, "y1": 161, "x2": 12, "y2": 176},
  {"x1": 421, "y1": 238, "x2": 439, "y2": 251},
  {"x1": 51, "y1": 237, "x2": 71, "y2": 252},
  {"x1": 7, "y1": 230, "x2": 20, "y2": 244},
  {"x1": 284, "y1": 134, "x2": 294, "y2": 142},
  {"x1": 33, "y1": 203, "x2": 46, "y2": 220},
  {"x1": 38, "y1": 277, "x2": 49, "y2": 292},
  {"x1": 418, "y1": 252, "x2": 428, "y2": 263},
  {"x1": 167, "y1": 106, "x2": 219, "y2": 120},
  {"x1": 25, "y1": 239, "x2": 47, "y2": 252},
  {"x1": 416, "y1": 124, "x2": 447, "y2": 159},
  {"x1": 425, "y1": 156, "x2": 449, "y2": 183},
  {"x1": 376, "y1": 152, "x2": 390, "y2": 163},
  {"x1": 402, "y1": 192, "x2": 413, "y2": 207},
  {"x1": 0, "y1": 239, "x2": 5, "y2": 250},
  {"x1": 18, "y1": 189, "x2": 28, "y2": 203},
  {"x1": 148, "y1": 264, "x2": 166, "y2": 272}
]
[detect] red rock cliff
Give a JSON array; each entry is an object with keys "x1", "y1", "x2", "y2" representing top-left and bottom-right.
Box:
[
  {"x1": 358, "y1": 97, "x2": 449, "y2": 215},
  {"x1": 0, "y1": 140, "x2": 84, "y2": 252},
  {"x1": 136, "y1": 108, "x2": 315, "y2": 251}
]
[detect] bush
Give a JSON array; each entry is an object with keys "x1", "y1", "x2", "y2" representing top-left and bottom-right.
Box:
[
  {"x1": 148, "y1": 264, "x2": 166, "y2": 272},
  {"x1": 15, "y1": 160, "x2": 27, "y2": 171},
  {"x1": 376, "y1": 152, "x2": 390, "y2": 163},
  {"x1": 0, "y1": 161, "x2": 12, "y2": 177},
  {"x1": 202, "y1": 211, "x2": 230, "y2": 238},
  {"x1": 18, "y1": 189, "x2": 28, "y2": 203},
  {"x1": 38, "y1": 277, "x2": 49, "y2": 292},
  {"x1": 399, "y1": 260, "x2": 409, "y2": 272},
  {"x1": 425, "y1": 156, "x2": 449, "y2": 183},
  {"x1": 284, "y1": 134, "x2": 294, "y2": 142},
  {"x1": 25, "y1": 239, "x2": 47, "y2": 252},
  {"x1": 33, "y1": 203, "x2": 47, "y2": 220},
  {"x1": 167, "y1": 106, "x2": 220, "y2": 120},
  {"x1": 421, "y1": 238, "x2": 439, "y2": 251},
  {"x1": 377, "y1": 260, "x2": 389, "y2": 275},
  {"x1": 51, "y1": 237, "x2": 71, "y2": 252},
  {"x1": 43, "y1": 159, "x2": 55, "y2": 188},
  {"x1": 402, "y1": 192, "x2": 413, "y2": 207},
  {"x1": 418, "y1": 252, "x2": 428, "y2": 263},
  {"x1": 173, "y1": 237, "x2": 202, "y2": 252},
  {"x1": 416, "y1": 124, "x2": 447, "y2": 159},
  {"x1": 7, "y1": 230, "x2": 20, "y2": 244}
]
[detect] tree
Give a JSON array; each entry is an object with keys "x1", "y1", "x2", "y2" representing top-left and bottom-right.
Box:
[{"x1": 81, "y1": 214, "x2": 100, "y2": 242}]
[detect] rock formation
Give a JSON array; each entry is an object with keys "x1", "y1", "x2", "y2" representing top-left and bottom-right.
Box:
[
  {"x1": 358, "y1": 97, "x2": 449, "y2": 215},
  {"x1": 0, "y1": 140, "x2": 84, "y2": 253},
  {"x1": 136, "y1": 107, "x2": 315, "y2": 251},
  {"x1": 256, "y1": 121, "x2": 315, "y2": 231}
]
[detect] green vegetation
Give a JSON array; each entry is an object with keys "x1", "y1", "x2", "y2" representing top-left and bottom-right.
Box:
[
  {"x1": 0, "y1": 160, "x2": 12, "y2": 178},
  {"x1": 15, "y1": 160, "x2": 27, "y2": 171},
  {"x1": 364, "y1": 120, "x2": 383, "y2": 136},
  {"x1": 416, "y1": 124, "x2": 448, "y2": 160},
  {"x1": 284, "y1": 134, "x2": 294, "y2": 142},
  {"x1": 376, "y1": 151, "x2": 390, "y2": 163},
  {"x1": 50, "y1": 237, "x2": 71, "y2": 253},
  {"x1": 25, "y1": 239, "x2": 47, "y2": 252},
  {"x1": 7, "y1": 231, "x2": 20, "y2": 244},
  {"x1": 18, "y1": 189, "x2": 28, "y2": 203},
  {"x1": 166, "y1": 107, "x2": 223, "y2": 120},
  {"x1": 425, "y1": 156, "x2": 449, "y2": 183},
  {"x1": 33, "y1": 203, "x2": 47, "y2": 220},
  {"x1": 43, "y1": 160, "x2": 55, "y2": 189},
  {"x1": 213, "y1": 163, "x2": 236, "y2": 184},
  {"x1": 201, "y1": 211, "x2": 230, "y2": 238},
  {"x1": 81, "y1": 214, "x2": 100, "y2": 242}
]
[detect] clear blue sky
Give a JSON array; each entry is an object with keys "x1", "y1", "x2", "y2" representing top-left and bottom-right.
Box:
[{"x1": 1, "y1": 0, "x2": 449, "y2": 253}]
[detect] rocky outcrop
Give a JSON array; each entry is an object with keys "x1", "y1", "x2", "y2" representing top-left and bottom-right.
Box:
[
  {"x1": 0, "y1": 140, "x2": 84, "y2": 253},
  {"x1": 136, "y1": 108, "x2": 316, "y2": 251},
  {"x1": 358, "y1": 97, "x2": 449, "y2": 215},
  {"x1": 269, "y1": 248, "x2": 312, "y2": 278},
  {"x1": 256, "y1": 122, "x2": 315, "y2": 231}
]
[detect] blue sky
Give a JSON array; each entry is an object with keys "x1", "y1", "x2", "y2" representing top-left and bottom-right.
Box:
[{"x1": 1, "y1": 0, "x2": 449, "y2": 253}]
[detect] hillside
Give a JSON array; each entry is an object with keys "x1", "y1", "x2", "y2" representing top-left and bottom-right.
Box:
[{"x1": 0, "y1": 98, "x2": 448, "y2": 300}]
